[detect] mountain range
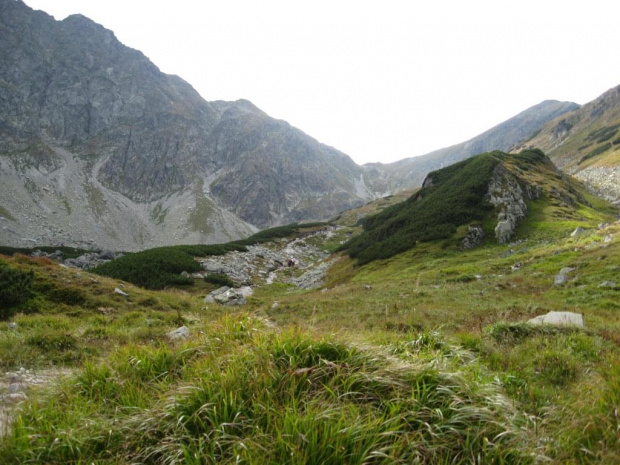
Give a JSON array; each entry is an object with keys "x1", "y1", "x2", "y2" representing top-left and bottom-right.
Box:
[
  {"x1": 0, "y1": 0, "x2": 617, "y2": 252},
  {"x1": 363, "y1": 100, "x2": 579, "y2": 190},
  {"x1": 0, "y1": 0, "x2": 383, "y2": 250}
]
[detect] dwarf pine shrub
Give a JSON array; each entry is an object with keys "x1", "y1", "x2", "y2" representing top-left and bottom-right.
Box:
[{"x1": 0, "y1": 259, "x2": 34, "y2": 319}]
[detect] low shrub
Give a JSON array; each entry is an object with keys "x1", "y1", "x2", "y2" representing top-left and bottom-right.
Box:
[
  {"x1": 92, "y1": 222, "x2": 326, "y2": 289},
  {"x1": 0, "y1": 260, "x2": 34, "y2": 320},
  {"x1": 46, "y1": 285, "x2": 88, "y2": 306},
  {"x1": 585, "y1": 124, "x2": 619, "y2": 144},
  {"x1": 92, "y1": 248, "x2": 200, "y2": 289},
  {"x1": 580, "y1": 143, "x2": 612, "y2": 164},
  {"x1": 204, "y1": 273, "x2": 235, "y2": 287},
  {"x1": 487, "y1": 322, "x2": 580, "y2": 344},
  {"x1": 26, "y1": 329, "x2": 77, "y2": 351}
]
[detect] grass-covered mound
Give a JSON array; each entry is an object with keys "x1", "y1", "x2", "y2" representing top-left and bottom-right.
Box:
[
  {"x1": 92, "y1": 222, "x2": 327, "y2": 289},
  {"x1": 341, "y1": 149, "x2": 602, "y2": 265},
  {"x1": 342, "y1": 151, "x2": 505, "y2": 264},
  {"x1": 0, "y1": 315, "x2": 534, "y2": 464}
]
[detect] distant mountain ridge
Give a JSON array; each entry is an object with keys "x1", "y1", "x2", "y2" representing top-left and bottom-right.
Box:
[
  {"x1": 364, "y1": 100, "x2": 579, "y2": 191},
  {"x1": 0, "y1": 0, "x2": 383, "y2": 250},
  {"x1": 513, "y1": 85, "x2": 620, "y2": 203}
]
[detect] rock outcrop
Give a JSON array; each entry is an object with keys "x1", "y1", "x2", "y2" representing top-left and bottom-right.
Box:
[
  {"x1": 486, "y1": 165, "x2": 527, "y2": 244},
  {"x1": 462, "y1": 225, "x2": 485, "y2": 250}
]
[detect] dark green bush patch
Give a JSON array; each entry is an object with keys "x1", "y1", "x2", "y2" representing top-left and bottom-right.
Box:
[
  {"x1": 0, "y1": 259, "x2": 34, "y2": 320},
  {"x1": 204, "y1": 273, "x2": 235, "y2": 287},
  {"x1": 92, "y1": 248, "x2": 200, "y2": 290},
  {"x1": 585, "y1": 124, "x2": 619, "y2": 144},
  {"x1": 92, "y1": 222, "x2": 326, "y2": 289},
  {"x1": 580, "y1": 143, "x2": 612, "y2": 164}
]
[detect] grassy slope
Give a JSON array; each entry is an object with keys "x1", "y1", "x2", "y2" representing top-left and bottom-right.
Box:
[
  {"x1": 1, "y1": 189, "x2": 619, "y2": 462},
  {"x1": 518, "y1": 86, "x2": 620, "y2": 172},
  {"x1": 256, "y1": 219, "x2": 620, "y2": 463},
  {"x1": 330, "y1": 188, "x2": 418, "y2": 228}
]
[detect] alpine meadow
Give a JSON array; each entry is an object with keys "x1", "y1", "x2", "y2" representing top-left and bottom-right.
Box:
[{"x1": 1, "y1": 1, "x2": 620, "y2": 464}]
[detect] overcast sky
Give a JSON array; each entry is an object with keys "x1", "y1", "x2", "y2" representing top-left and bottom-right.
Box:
[{"x1": 23, "y1": 0, "x2": 620, "y2": 165}]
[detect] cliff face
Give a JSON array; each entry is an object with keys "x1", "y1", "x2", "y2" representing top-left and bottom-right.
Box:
[{"x1": 0, "y1": 0, "x2": 383, "y2": 249}]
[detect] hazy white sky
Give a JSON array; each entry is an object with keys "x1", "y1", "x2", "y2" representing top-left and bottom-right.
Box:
[{"x1": 23, "y1": 0, "x2": 620, "y2": 164}]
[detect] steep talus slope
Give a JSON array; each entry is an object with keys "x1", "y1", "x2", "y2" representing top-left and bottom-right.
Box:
[
  {"x1": 514, "y1": 85, "x2": 620, "y2": 203},
  {"x1": 365, "y1": 100, "x2": 578, "y2": 191},
  {"x1": 0, "y1": 0, "x2": 382, "y2": 250},
  {"x1": 344, "y1": 149, "x2": 611, "y2": 264}
]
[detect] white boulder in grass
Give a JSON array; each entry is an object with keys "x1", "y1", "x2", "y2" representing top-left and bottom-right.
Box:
[
  {"x1": 167, "y1": 326, "x2": 190, "y2": 341},
  {"x1": 528, "y1": 311, "x2": 584, "y2": 327}
]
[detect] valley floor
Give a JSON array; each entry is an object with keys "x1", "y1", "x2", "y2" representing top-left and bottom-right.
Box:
[{"x1": 1, "y1": 221, "x2": 619, "y2": 463}]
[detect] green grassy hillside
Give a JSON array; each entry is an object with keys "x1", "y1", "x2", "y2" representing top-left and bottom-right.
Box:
[
  {"x1": 515, "y1": 85, "x2": 620, "y2": 202},
  {"x1": 518, "y1": 86, "x2": 620, "y2": 172},
  {"x1": 341, "y1": 149, "x2": 610, "y2": 265},
  {"x1": 0, "y1": 182, "x2": 618, "y2": 463}
]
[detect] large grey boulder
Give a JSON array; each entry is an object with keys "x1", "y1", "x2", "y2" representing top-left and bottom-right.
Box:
[
  {"x1": 528, "y1": 311, "x2": 584, "y2": 327},
  {"x1": 554, "y1": 267, "x2": 576, "y2": 286},
  {"x1": 205, "y1": 286, "x2": 247, "y2": 306},
  {"x1": 462, "y1": 225, "x2": 485, "y2": 250}
]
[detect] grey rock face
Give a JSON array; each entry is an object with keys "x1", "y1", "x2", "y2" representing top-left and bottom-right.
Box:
[
  {"x1": 571, "y1": 227, "x2": 587, "y2": 237},
  {"x1": 525, "y1": 184, "x2": 542, "y2": 200},
  {"x1": 200, "y1": 226, "x2": 338, "y2": 293},
  {"x1": 205, "y1": 287, "x2": 247, "y2": 306},
  {"x1": 0, "y1": 0, "x2": 387, "y2": 250},
  {"x1": 292, "y1": 260, "x2": 333, "y2": 290},
  {"x1": 486, "y1": 165, "x2": 527, "y2": 244},
  {"x1": 576, "y1": 165, "x2": 620, "y2": 204}
]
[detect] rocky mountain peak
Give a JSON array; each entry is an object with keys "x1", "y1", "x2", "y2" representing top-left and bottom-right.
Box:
[{"x1": 0, "y1": 0, "x2": 385, "y2": 250}]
